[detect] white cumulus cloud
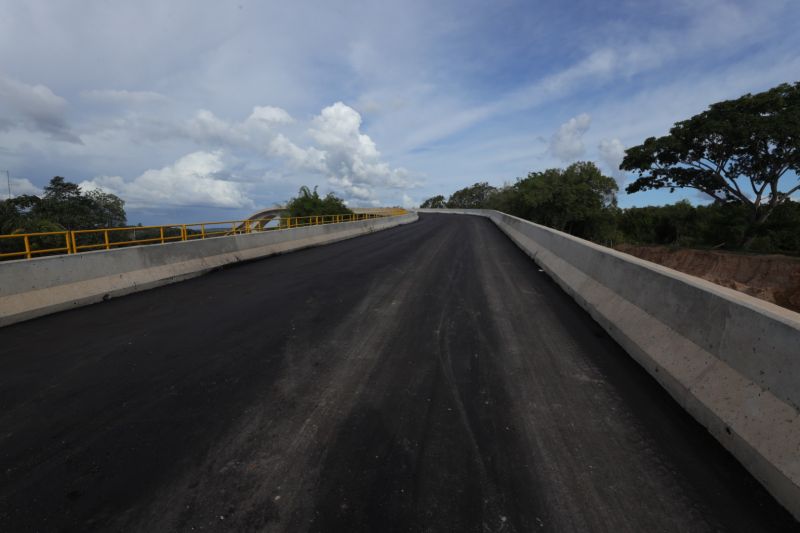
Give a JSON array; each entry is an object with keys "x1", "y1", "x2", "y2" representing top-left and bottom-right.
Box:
[
  {"x1": 549, "y1": 113, "x2": 591, "y2": 162},
  {"x1": 4, "y1": 177, "x2": 41, "y2": 199},
  {"x1": 183, "y1": 106, "x2": 295, "y2": 149},
  {"x1": 80, "y1": 151, "x2": 253, "y2": 209},
  {"x1": 306, "y1": 102, "x2": 414, "y2": 202},
  {"x1": 597, "y1": 138, "x2": 627, "y2": 184},
  {"x1": 269, "y1": 133, "x2": 327, "y2": 172},
  {"x1": 76, "y1": 101, "x2": 416, "y2": 207},
  {"x1": 249, "y1": 106, "x2": 294, "y2": 126}
]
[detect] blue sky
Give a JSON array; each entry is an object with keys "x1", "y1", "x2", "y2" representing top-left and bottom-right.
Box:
[{"x1": 0, "y1": 0, "x2": 798, "y2": 224}]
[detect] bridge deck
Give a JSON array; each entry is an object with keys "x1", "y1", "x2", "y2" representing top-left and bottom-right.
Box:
[{"x1": 0, "y1": 213, "x2": 795, "y2": 531}]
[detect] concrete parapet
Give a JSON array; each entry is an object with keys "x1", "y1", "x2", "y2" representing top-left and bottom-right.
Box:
[
  {"x1": 418, "y1": 208, "x2": 800, "y2": 521},
  {"x1": 0, "y1": 213, "x2": 418, "y2": 327}
]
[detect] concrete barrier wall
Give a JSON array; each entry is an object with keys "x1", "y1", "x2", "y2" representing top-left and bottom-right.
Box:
[
  {"x1": 0, "y1": 213, "x2": 418, "y2": 327},
  {"x1": 419, "y1": 208, "x2": 800, "y2": 521}
]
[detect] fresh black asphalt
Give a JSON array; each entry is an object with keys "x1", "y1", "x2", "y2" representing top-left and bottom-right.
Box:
[{"x1": 0, "y1": 213, "x2": 796, "y2": 532}]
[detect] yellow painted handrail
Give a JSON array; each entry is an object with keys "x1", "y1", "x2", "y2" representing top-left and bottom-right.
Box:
[{"x1": 0, "y1": 209, "x2": 407, "y2": 261}]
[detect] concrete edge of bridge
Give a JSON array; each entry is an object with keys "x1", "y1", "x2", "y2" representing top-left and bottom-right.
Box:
[
  {"x1": 0, "y1": 213, "x2": 418, "y2": 328},
  {"x1": 417, "y1": 208, "x2": 800, "y2": 522}
]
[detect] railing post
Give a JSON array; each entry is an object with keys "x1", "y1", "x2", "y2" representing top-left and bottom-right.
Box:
[
  {"x1": 181, "y1": 225, "x2": 187, "y2": 241},
  {"x1": 104, "y1": 230, "x2": 110, "y2": 250},
  {"x1": 201, "y1": 224, "x2": 206, "y2": 239},
  {"x1": 65, "y1": 232, "x2": 72, "y2": 254},
  {"x1": 160, "y1": 226, "x2": 165, "y2": 244},
  {"x1": 24, "y1": 235, "x2": 31, "y2": 259},
  {"x1": 71, "y1": 232, "x2": 77, "y2": 254}
]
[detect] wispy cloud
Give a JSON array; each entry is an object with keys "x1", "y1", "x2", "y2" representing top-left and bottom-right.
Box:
[
  {"x1": 0, "y1": 0, "x2": 798, "y2": 220},
  {"x1": 550, "y1": 114, "x2": 591, "y2": 163},
  {"x1": 81, "y1": 89, "x2": 168, "y2": 105},
  {"x1": 0, "y1": 74, "x2": 82, "y2": 143}
]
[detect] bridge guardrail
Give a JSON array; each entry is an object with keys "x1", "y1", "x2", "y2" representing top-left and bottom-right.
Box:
[
  {"x1": 0, "y1": 210, "x2": 418, "y2": 327},
  {"x1": 0, "y1": 210, "x2": 406, "y2": 261}
]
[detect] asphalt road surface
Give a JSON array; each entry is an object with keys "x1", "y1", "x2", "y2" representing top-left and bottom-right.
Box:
[{"x1": 1, "y1": 213, "x2": 796, "y2": 532}]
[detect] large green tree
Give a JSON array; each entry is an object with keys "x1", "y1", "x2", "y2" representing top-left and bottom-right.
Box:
[
  {"x1": 285, "y1": 186, "x2": 352, "y2": 217},
  {"x1": 621, "y1": 82, "x2": 800, "y2": 244},
  {"x1": 0, "y1": 177, "x2": 127, "y2": 257},
  {"x1": 419, "y1": 195, "x2": 446, "y2": 208},
  {"x1": 0, "y1": 177, "x2": 126, "y2": 233},
  {"x1": 510, "y1": 161, "x2": 618, "y2": 240},
  {"x1": 446, "y1": 182, "x2": 496, "y2": 208}
]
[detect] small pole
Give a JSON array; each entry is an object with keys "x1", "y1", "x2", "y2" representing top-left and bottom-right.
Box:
[{"x1": 3, "y1": 170, "x2": 10, "y2": 200}]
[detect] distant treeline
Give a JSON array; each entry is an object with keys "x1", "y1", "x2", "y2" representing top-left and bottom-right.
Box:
[
  {"x1": 0, "y1": 177, "x2": 128, "y2": 257},
  {"x1": 0, "y1": 180, "x2": 360, "y2": 259},
  {"x1": 1, "y1": 176, "x2": 127, "y2": 234},
  {"x1": 422, "y1": 82, "x2": 800, "y2": 255},
  {"x1": 420, "y1": 161, "x2": 800, "y2": 254}
]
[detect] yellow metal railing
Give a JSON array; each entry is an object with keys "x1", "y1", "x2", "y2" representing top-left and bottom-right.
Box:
[{"x1": 0, "y1": 210, "x2": 407, "y2": 261}]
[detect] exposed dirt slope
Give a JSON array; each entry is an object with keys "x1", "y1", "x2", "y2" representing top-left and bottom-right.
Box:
[{"x1": 616, "y1": 244, "x2": 800, "y2": 314}]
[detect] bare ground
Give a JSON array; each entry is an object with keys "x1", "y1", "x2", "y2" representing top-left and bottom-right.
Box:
[{"x1": 615, "y1": 244, "x2": 800, "y2": 314}]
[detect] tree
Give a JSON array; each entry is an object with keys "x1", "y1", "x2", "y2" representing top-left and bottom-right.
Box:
[
  {"x1": 43, "y1": 176, "x2": 82, "y2": 201},
  {"x1": 446, "y1": 182, "x2": 496, "y2": 208},
  {"x1": 0, "y1": 177, "x2": 127, "y2": 234},
  {"x1": 621, "y1": 82, "x2": 800, "y2": 244},
  {"x1": 85, "y1": 189, "x2": 127, "y2": 228},
  {"x1": 34, "y1": 177, "x2": 127, "y2": 230},
  {"x1": 0, "y1": 177, "x2": 128, "y2": 257},
  {"x1": 616, "y1": 200, "x2": 698, "y2": 246},
  {"x1": 285, "y1": 186, "x2": 352, "y2": 217},
  {"x1": 420, "y1": 195, "x2": 446, "y2": 208},
  {"x1": 487, "y1": 162, "x2": 618, "y2": 242}
]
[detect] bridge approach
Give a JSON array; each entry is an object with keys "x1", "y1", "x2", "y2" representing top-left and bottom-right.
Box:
[{"x1": 0, "y1": 213, "x2": 796, "y2": 531}]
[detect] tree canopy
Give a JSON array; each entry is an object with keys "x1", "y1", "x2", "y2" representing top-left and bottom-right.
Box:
[
  {"x1": 420, "y1": 195, "x2": 446, "y2": 208},
  {"x1": 285, "y1": 186, "x2": 352, "y2": 217},
  {"x1": 621, "y1": 82, "x2": 800, "y2": 242},
  {"x1": 490, "y1": 161, "x2": 618, "y2": 241},
  {"x1": 424, "y1": 162, "x2": 618, "y2": 242},
  {"x1": 446, "y1": 182, "x2": 497, "y2": 208},
  {"x1": 414, "y1": 156, "x2": 800, "y2": 253},
  {"x1": 0, "y1": 176, "x2": 126, "y2": 234}
]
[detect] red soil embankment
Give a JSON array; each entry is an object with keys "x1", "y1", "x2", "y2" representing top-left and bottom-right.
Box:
[{"x1": 614, "y1": 244, "x2": 800, "y2": 314}]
